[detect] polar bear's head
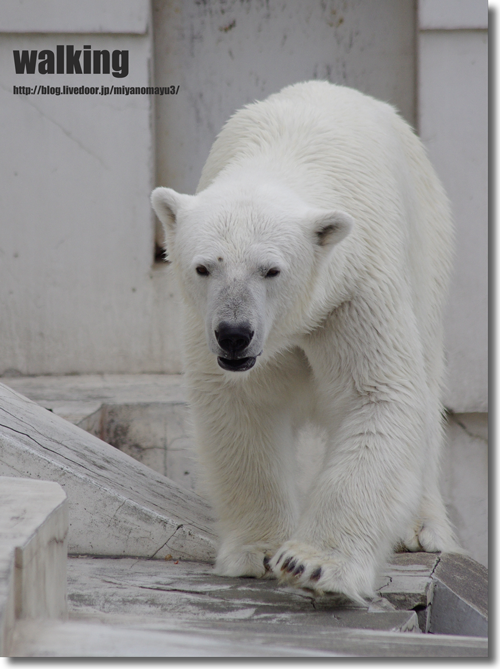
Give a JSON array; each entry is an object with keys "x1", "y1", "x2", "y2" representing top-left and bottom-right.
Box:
[{"x1": 152, "y1": 177, "x2": 352, "y2": 373}]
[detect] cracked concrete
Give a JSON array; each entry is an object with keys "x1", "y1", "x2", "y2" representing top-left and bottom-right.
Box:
[
  {"x1": 149, "y1": 524, "x2": 184, "y2": 560},
  {"x1": 7, "y1": 554, "x2": 485, "y2": 657},
  {"x1": 64, "y1": 556, "x2": 421, "y2": 634}
]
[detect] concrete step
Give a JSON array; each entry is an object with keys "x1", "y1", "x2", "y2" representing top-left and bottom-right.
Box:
[
  {"x1": 0, "y1": 477, "x2": 68, "y2": 655},
  {"x1": 10, "y1": 618, "x2": 488, "y2": 658},
  {"x1": 10, "y1": 619, "x2": 336, "y2": 657}
]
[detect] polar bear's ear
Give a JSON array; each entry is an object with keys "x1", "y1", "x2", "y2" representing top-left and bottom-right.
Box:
[
  {"x1": 313, "y1": 210, "x2": 353, "y2": 248},
  {"x1": 151, "y1": 187, "x2": 193, "y2": 233}
]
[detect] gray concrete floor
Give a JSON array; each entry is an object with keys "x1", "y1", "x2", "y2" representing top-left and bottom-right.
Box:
[{"x1": 11, "y1": 555, "x2": 488, "y2": 657}]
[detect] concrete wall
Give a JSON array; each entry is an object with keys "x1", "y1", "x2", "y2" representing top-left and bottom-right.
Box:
[
  {"x1": 418, "y1": 0, "x2": 488, "y2": 414},
  {"x1": 416, "y1": 0, "x2": 488, "y2": 566},
  {"x1": 153, "y1": 0, "x2": 416, "y2": 196},
  {"x1": 0, "y1": 0, "x2": 183, "y2": 376}
]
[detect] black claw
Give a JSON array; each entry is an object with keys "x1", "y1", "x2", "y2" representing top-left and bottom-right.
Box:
[
  {"x1": 286, "y1": 559, "x2": 297, "y2": 573},
  {"x1": 292, "y1": 564, "x2": 305, "y2": 577},
  {"x1": 276, "y1": 552, "x2": 285, "y2": 565},
  {"x1": 310, "y1": 567, "x2": 322, "y2": 581},
  {"x1": 263, "y1": 556, "x2": 271, "y2": 571},
  {"x1": 281, "y1": 557, "x2": 292, "y2": 571}
]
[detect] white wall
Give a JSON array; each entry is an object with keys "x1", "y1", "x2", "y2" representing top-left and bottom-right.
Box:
[
  {"x1": 154, "y1": 0, "x2": 416, "y2": 196},
  {"x1": 417, "y1": 0, "x2": 488, "y2": 566},
  {"x1": 0, "y1": 0, "x2": 183, "y2": 375},
  {"x1": 418, "y1": 0, "x2": 488, "y2": 413}
]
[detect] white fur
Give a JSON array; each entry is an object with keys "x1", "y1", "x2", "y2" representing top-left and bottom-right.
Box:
[{"x1": 151, "y1": 81, "x2": 459, "y2": 602}]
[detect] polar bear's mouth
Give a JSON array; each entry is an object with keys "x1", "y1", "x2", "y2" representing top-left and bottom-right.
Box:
[{"x1": 217, "y1": 356, "x2": 256, "y2": 372}]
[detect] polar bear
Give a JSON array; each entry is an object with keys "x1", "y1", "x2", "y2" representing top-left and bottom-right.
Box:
[{"x1": 151, "y1": 81, "x2": 458, "y2": 603}]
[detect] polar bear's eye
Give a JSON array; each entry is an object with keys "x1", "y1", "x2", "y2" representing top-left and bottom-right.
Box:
[
  {"x1": 196, "y1": 265, "x2": 209, "y2": 276},
  {"x1": 265, "y1": 267, "x2": 280, "y2": 278}
]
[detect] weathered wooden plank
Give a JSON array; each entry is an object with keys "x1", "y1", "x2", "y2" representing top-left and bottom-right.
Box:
[
  {"x1": 3, "y1": 374, "x2": 198, "y2": 488},
  {"x1": 0, "y1": 383, "x2": 217, "y2": 561}
]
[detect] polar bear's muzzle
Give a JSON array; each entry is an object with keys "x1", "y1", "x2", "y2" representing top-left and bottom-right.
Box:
[{"x1": 215, "y1": 321, "x2": 257, "y2": 372}]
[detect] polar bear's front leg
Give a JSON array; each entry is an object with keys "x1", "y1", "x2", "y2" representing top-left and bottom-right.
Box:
[
  {"x1": 189, "y1": 386, "x2": 300, "y2": 579},
  {"x1": 269, "y1": 393, "x2": 425, "y2": 601},
  {"x1": 269, "y1": 301, "x2": 428, "y2": 601}
]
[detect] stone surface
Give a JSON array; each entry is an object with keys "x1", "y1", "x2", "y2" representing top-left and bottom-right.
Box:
[
  {"x1": 0, "y1": 0, "x2": 150, "y2": 33},
  {"x1": 0, "y1": 20, "x2": 174, "y2": 378},
  {"x1": 11, "y1": 620, "x2": 335, "y2": 657},
  {"x1": 0, "y1": 477, "x2": 68, "y2": 656},
  {"x1": 94, "y1": 403, "x2": 196, "y2": 490},
  {"x1": 9, "y1": 556, "x2": 489, "y2": 658},
  {"x1": 429, "y1": 553, "x2": 488, "y2": 638},
  {"x1": 1, "y1": 373, "x2": 187, "y2": 408},
  {"x1": 65, "y1": 557, "x2": 419, "y2": 634},
  {"x1": 11, "y1": 619, "x2": 488, "y2": 658},
  {"x1": 0, "y1": 382, "x2": 217, "y2": 561},
  {"x1": 377, "y1": 552, "x2": 439, "y2": 633},
  {"x1": 419, "y1": 0, "x2": 488, "y2": 30}
]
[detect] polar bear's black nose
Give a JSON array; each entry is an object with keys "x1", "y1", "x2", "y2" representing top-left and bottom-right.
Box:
[{"x1": 215, "y1": 322, "x2": 254, "y2": 356}]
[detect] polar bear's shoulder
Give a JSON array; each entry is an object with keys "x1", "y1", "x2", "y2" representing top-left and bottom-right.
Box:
[{"x1": 197, "y1": 81, "x2": 404, "y2": 193}]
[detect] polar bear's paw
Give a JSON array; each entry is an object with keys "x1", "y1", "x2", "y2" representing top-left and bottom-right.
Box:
[
  {"x1": 214, "y1": 543, "x2": 277, "y2": 579},
  {"x1": 270, "y1": 540, "x2": 373, "y2": 604},
  {"x1": 402, "y1": 517, "x2": 461, "y2": 554}
]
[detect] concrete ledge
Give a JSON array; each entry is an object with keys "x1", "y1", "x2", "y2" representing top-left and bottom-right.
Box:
[
  {"x1": 377, "y1": 552, "x2": 488, "y2": 638},
  {"x1": 10, "y1": 619, "x2": 488, "y2": 658},
  {"x1": 0, "y1": 382, "x2": 217, "y2": 562},
  {"x1": 430, "y1": 553, "x2": 488, "y2": 637},
  {"x1": 0, "y1": 477, "x2": 68, "y2": 656}
]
